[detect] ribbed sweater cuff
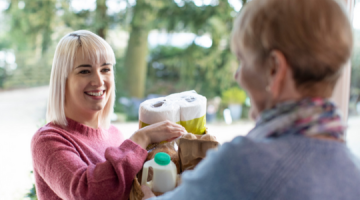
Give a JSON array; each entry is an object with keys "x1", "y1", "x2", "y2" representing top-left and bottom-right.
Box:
[{"x1": 120, "y1": 139, "x2": 147, "y2": 157}]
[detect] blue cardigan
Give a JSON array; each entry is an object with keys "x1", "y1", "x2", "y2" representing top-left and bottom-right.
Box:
[{"x1": 149, "y1": 135, "x2": 360, "y2": 200}]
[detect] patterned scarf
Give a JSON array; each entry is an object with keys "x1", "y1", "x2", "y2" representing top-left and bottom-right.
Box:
[{"x1": 246, "y1": 98, "x2": 346, "y2": 141}]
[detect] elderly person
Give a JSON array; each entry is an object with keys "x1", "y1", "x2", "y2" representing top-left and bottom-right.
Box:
[
  {"x1": 141, "y1": 0, "x2": 360, "y2": 199},
  {"x1": 31, "y1": 30, "x2": 186, "y2": 200}
]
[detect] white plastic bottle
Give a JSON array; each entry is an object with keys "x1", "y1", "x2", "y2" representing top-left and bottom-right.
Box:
[{"x1": 141, "y1": 152, "x2": 177, "y2": 193}]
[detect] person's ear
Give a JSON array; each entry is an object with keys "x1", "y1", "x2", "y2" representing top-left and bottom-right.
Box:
[{"x1": 267, "y1": 50, "x2": 288, "y2": 100}]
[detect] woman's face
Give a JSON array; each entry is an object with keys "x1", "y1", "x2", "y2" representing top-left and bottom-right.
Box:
[
  {"x1": 234, "y1": 49, "x2": 270, "y2": 120},
  {"x1": 65, "y1": 49, "x2": 114, "y2": 119}
]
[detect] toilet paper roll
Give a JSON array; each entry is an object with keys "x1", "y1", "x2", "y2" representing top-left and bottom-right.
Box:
[
  {"x1": 169, "y1": 93, "x2": 207, "y2": 135},
  {"x1": 166, "y1": 90, "x2": 197, "y2": 101},
  {"x1": 139, "y1": 97, "x2": 181, "y2": 128}
]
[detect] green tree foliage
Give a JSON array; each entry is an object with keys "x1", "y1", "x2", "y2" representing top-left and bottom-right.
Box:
[
  {"x1": 0, "y1": 0, "x2": 251, "y2": 100},
  {"x1": 61, "y1": 0, "x2": 114, "y2": 39},
  {"x1": 1, "y1": 0, "x2": 56, "y2": 88},
  {"x1": 6, "y1": 0, "x2": 56, "y2": 54},
  {"x1": 1, "y1": 0, "x2": 117, "y2": 89},
  {"x1": 142, "y1": 0, "x2": 244, "y2": 98},
  {"x1": 1, "y1": 0, "x2": 247, "y2": 99}
]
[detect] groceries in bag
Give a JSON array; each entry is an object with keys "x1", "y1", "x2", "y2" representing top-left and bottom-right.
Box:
[
  {"x1": 129, "y1": 132, "x2": 219, "y2": 200},
  {"x1": 129, "y1": 91, "x2": 218, "y2": 200}
]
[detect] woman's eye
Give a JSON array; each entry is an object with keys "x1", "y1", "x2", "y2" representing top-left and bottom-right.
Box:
[
  {"x1": 102, "y1": 68, "x2": 111, "y2": 73},
  {"x1": 79, "y1": 70, "x2": 90, "y2": 74}
]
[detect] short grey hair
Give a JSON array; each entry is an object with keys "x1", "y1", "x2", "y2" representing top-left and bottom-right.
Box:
[{"x1": 231, "y1": 0, "x2": 353, "y2": 94}]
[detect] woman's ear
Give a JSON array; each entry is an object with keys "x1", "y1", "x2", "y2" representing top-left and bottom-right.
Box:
[{"x1": 267, "y1": 50, "x2": 288, "y2": 100}]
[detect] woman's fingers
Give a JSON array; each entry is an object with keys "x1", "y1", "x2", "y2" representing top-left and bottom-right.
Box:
[
  {"x1": 163, "y1": 122, "x2": 186, "y2": 138},
  {"x1": 156, "y1": 121, "x2": 185, "y2": 135},
  {"x1": 133, "y1": 120, "x2": 187, "y2": 146},
  {"x1": 145, "y1": 121, "x2": 185, "y2": 143}
]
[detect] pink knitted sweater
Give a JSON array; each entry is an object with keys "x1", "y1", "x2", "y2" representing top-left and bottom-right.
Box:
[{"x1": 31, "y1": 118, "x2": 147, "y2": 200}]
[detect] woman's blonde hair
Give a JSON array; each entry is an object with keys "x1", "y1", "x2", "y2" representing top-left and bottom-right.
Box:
[
  {"x1": 231, "y1": 0, "x2": 353, "y2": 95},
  {"x1": 47, "y1": 30, "x2": 116, "y2": 128}
]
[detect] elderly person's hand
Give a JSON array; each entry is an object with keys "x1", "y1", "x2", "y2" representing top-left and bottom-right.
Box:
[
  {"x1": 130, "y1": 120, "x2": 186, "y2": 149},
  {"x1": 141, "y1": 185, "x2": 156, "y2": 200}
]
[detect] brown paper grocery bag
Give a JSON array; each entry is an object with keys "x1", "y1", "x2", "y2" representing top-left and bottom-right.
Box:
[{"x1": 177, "y1": 135, "x2": 219, "y2": 172}]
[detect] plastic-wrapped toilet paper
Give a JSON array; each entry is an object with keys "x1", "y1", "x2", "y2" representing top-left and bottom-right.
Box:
[
  {"x1": 166, "y1": 90, "x2": 197, "y2": 101},
  {"x1": 139, "y1": 97, "x2": 181, "y2": 128},
  {"x1": 177, "y1": 93, "x2": 207, "y2": 135},
  {"x1": 167, "y1": 91, "x2": 207, "y2": 135}
]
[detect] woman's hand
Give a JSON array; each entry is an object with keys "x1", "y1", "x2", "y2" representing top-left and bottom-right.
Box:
[
  {"x1": 141, "y1": 185, "x2": 156, "y2": 200},
  {"x1": 130, "y1": 120, "x2": 186, "y2": 149}
]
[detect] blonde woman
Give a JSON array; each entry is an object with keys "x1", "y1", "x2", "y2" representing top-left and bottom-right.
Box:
[
  {"x1": 142, "y1": 0, "x2": 360, "y2": 199},
  {"x1": 31, "y1": 30, "x2": 186, "y2": 200}
]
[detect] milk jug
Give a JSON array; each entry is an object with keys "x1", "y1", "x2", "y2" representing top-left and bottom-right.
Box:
[{"x1": 141, "y1": 152, "x2": 177, "y2": 193}]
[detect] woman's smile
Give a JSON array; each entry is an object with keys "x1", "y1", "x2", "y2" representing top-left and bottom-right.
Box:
[{"x1": 84, "y1": 90, "x2": 106, "y2": 99}]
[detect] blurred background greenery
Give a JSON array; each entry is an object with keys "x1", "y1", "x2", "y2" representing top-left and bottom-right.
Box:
[
  {"x1": 0, "y1": 0, "x2": 253, "y2": 122},
  {"x1": 0, "y1": 0, "x2": 359, "y2": 119}
]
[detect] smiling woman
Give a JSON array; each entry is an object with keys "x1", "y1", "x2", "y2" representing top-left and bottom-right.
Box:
[
  {"x1": 47, "y1": 31, "x2": 116, "y2": 129},
  {"x1": 30, "y1": 30, "x2": 186, "y2": 200}
]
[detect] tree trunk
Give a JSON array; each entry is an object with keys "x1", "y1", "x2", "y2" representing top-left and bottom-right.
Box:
[
  {"x1": 95, "y1": 0, "x2": 107, "y2": 39},
  {"x1": 124, "y1": 0, "x2": 152, "y2": 98}
]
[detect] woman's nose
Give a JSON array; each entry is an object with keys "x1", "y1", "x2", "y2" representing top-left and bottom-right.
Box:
[{"x1": 91, "y1": 72, "x2": 104, "y2": 86}]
